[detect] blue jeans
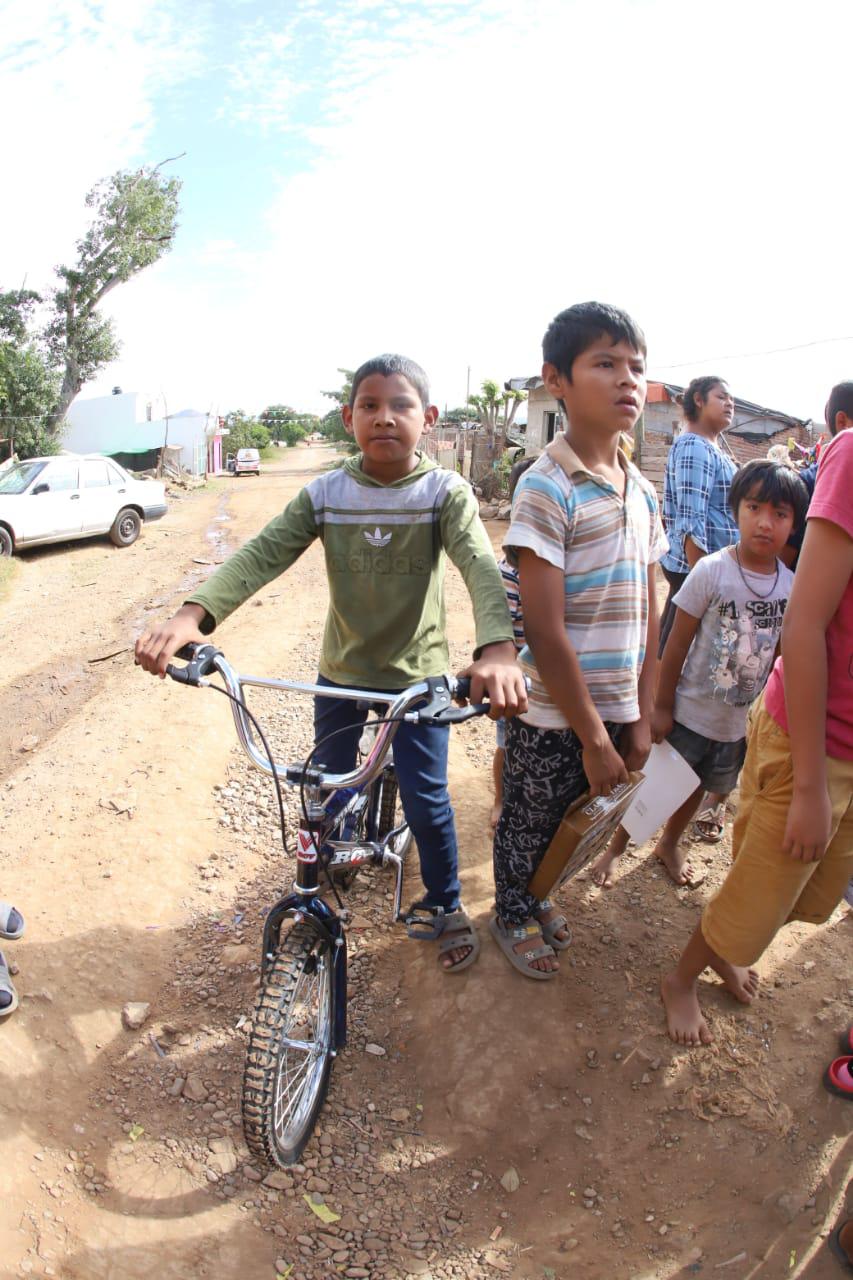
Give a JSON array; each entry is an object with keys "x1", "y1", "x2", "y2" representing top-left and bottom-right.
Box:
[{"x1": 313, "y1": 676, "x2": 460, "y2": 912}]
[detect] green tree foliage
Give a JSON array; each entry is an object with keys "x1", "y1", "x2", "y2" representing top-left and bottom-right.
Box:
[
  {"x1": 467, "y1": 379, "x2": 527, "y2": 491},
  {"x1": 259, "y1": 404, "x2": 321, "y2": 446},
  {"x1": 319, "y1": 369, "x2": 355, "y2": 446},
  {"x1": 0, "y1": 289, "x2": 41, "y2": 344},
  {"x1": 45, "y1": 161, "x2": 182, "y2": 432},
  {"x1": 0, "y1": 290, "x2": 61, "y2": 458},
  {"x1": 467, "y1": 379, "x2": 526, "y2": 436},
  {"x1": 1, "y1": 162, "x2": 182, "y2": 455},
  {"x1": 442, "y1": 406, "x2": 476, "y2": 425},
  {"x1": 223, "y1": 410, "x2": 271, "y2": 454},
  {"x1": 0, "y1": 345, "x2": 62, "y2": 459}
]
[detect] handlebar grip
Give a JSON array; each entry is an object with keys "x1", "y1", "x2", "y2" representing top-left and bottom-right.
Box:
[
  {"x1": 453, "y1": 675, "x2": 471, "y2": 701},
  {"x1": 428, "y1": 702, "x2": 489, "y2": 724},
  {"x1": 165, "y1": 642, "x2": 223, "y2": 687},
  {"x1": 165, "y1": 663, "x2": 194, "y2": 683}
]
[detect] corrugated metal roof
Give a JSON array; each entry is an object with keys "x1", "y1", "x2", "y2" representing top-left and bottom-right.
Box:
[{"x1": 506, "y1": 375, "x2": 813, "y2": 436}]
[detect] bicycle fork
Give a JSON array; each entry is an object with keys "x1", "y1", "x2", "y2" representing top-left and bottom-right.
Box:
[{"x1": 260, "y1": 817, "x2": 349, "y2": 1051}]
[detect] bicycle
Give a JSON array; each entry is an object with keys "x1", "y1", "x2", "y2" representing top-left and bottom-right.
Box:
[{"x1": 165, "y1": 643, "x2": 492, "y2": 1169}]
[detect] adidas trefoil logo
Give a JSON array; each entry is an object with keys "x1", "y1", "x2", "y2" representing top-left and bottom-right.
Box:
[{"x1": 363, "y1": 527, "x2": 392, "y2": 548}]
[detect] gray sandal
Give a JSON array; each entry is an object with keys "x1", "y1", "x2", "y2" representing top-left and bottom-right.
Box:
[
  {"x1": 403, "y1": 902, "x2": 481, "y2": 973},
  {"x1": 0, "y1": 901, "x2": 24, "y2": 941},
  {"x1": 489, "y1": 915, "x2": 557, "y2": 981},
  {"x1": 537, "y1": 900, "x2": 572, "y2": 952},
  {"x1": 0, "y1": 951, "x2": 19, "y2": 1018}
]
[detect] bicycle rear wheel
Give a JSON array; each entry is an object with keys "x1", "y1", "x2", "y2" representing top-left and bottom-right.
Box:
[{"x1": 242, "y1": 920, "x2": 334, "y2": 1167}]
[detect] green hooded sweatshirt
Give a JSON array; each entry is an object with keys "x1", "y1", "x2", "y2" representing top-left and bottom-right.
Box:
[{"x1": 186, "y1": 453, "x2": 513, "y2": 688}]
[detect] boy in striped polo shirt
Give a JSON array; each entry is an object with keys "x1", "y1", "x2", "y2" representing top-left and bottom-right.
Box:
[
  {"x1": 491, "y1": 303, "x2": 667, "y2": 978},
  {"x1": 136, "y1": 354, "x2": 527, "y2": 972}
]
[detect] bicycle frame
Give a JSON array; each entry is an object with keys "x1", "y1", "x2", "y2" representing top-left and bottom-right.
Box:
[{"x1": 168, "y1": 646, "x2": 474, "y2": 1053}]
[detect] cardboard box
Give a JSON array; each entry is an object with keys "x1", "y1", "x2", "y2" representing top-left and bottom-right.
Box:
[{"x1": 527, "y1": 772, "x2": 644, "y2": 899}]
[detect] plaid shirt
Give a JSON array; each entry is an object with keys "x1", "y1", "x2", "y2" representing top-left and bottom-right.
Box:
[{"x1": 661, "y1": 432, "x2": 738, "y2": 574}]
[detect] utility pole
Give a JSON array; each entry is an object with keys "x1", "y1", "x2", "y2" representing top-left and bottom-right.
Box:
[
  {"x1": 465, "y1": 366, "x2": 471, "y2": 415},
  {"x1": 159, "y1": 392, "x2": 170, "y2": 476}
]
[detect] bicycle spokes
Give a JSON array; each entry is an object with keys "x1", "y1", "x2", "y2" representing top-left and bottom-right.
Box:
[{"x1": 272, "y1": 947, "x2": 331, "y2": 1139}]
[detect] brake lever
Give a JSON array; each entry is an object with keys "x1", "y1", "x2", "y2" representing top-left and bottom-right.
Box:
[
  {"x1": 166, "y1": 642, "x2": 223, "y2": 687},
  {"x1": 414, "y1": 675, "x2": 490, "y2": 724}
]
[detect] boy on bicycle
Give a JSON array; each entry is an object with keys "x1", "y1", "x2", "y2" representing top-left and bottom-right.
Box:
[{"x1": 135, "y1": 354, "x2": 527, "y2": 972}]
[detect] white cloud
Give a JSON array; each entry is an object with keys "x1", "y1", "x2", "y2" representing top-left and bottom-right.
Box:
[
  {"x1": 0, "y1": 0, "x2": 207, "y2": 284},
  {"x1": 169, "y1": 0, "x2": 853, "y2": 419},
  {"x1": 11, "y1": 0, "x2": 853, "y2": 424}
]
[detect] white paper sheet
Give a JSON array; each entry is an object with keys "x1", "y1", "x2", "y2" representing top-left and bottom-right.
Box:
[{"x1": 621, "y1": 741, "x2": 701, "y2": 846}]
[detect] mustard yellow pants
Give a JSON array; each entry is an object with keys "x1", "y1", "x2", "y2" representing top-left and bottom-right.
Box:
[{"x1": 702, "y1": 700, "x2": 853, "y2": 967}]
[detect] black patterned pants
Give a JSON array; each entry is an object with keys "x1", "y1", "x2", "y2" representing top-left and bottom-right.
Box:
[{"x1": 493, "y1": 716, "x2": 622, "y2": 925}]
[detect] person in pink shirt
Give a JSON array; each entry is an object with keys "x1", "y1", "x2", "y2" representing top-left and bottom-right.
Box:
[{"x1": 661, "y1": 383, "x2": 853, "y2": 1046}]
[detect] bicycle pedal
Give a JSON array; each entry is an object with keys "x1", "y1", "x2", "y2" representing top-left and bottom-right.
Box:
[{"x1": 402, "y1": 904, "x2": 446, "y2": 941}]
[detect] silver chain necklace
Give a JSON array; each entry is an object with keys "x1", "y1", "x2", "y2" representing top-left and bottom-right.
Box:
[{"x1": 734, "y1": 544, "x2": 779, "y2": 600}]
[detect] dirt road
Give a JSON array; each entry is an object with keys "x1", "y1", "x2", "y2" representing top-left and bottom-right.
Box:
[{"x1": 1, "y1": 444, "x2": 850, "y2": 1280}]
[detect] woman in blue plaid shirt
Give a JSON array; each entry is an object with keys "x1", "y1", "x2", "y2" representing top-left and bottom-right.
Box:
[
  {"x1": 659, "y1": 375, "x2": 739, "y2": 840},
  {"x1": 660, "y1": 377, "x2": 738, "y2": 641}
]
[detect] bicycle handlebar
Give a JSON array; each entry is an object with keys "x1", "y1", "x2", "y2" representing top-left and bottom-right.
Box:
[{"x1": 164, "y1": 643, "x2": 501, "y2": 791}]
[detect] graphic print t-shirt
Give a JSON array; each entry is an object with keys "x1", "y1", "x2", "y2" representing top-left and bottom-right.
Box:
[{"x1": 671, "y1": 547, "x2": 794, "y2": 742}]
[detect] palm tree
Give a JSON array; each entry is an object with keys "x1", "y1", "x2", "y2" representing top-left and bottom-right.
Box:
[{"x1": 467, "y1": 380, "x2": 526, "y2": 490}]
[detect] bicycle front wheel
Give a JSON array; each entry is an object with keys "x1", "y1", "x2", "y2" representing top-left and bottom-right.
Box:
[{"x1": 242, "y1": 920, "x2": 335, "y2": 1167}]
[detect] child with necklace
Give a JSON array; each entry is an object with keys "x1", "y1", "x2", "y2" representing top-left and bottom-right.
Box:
[
  {"x1": 663, "y1": 396, "x2": 853, "y2": 1050},
  {"x1": 593, "y1": 458, "x2": 807, "y2": 891}
]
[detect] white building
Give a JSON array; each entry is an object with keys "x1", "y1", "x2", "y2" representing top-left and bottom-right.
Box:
[
  {"x1": 64, "y1": 391, "x2": 224, "y2": 475},
  {"x1": 505, "y1": 378, "x2": 563, "y2": 453}
]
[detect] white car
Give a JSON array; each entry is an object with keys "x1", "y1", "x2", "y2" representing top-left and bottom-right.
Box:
[
  {"x1": 234, "y1": 448, "x2": 261, "y2": 476},
  {"x1": 0, "y1": 455, "x2": 168, "y2": 556}
]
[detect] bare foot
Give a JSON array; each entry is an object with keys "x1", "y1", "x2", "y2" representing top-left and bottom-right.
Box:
[
  {"x1": 591, "y1": 848, "x2": 618, "y2": 888},
  {"x1": 661, "y1": 971, "x2": 712, "y2": 1046},
  {"x1": 489, "y1": 800, "x2": 502, "y2": 831},
  {"x1": 440, "y1": 931, "x2": 475, "y2": 969},
  {"x1": 653, "y1": 836, "x2": 697, "y2": 886},
  {"x1": 709, "y1": 956, "x2": 759, "y2": 1004}
]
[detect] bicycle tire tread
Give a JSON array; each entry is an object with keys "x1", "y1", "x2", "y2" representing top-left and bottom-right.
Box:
[
  {"x1": 241, "y1": 923, "x2": 333, "y2": 1168},
  {"x1": 377, "y1": 769, "x2": 413, "y2": 858}
]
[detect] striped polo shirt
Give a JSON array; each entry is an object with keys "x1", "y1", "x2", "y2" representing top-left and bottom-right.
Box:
[{"x1": 505, "y1": 434, "x2": 668, "y2": 729}]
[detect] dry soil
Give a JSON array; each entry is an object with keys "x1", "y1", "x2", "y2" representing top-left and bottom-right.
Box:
[{"x1": 1, "y1": 444, "x2": 850, "y2": 1280}]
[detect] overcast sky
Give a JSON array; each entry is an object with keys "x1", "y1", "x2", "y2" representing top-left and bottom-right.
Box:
[{"x1": 3, "y1": 0, "x2": 852, "y2": 423}]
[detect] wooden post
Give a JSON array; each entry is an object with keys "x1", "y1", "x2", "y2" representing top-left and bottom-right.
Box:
[{"x1": 633, "y1": 411, "x2": 645, "y2": 469}]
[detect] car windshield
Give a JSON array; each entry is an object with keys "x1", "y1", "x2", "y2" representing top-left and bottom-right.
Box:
[{"x1": 0, "y1": 461, "x2": 47, "y2": 494}]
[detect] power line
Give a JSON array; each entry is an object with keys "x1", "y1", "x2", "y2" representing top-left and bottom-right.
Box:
[{"x1": 656, "y1": 334, "x2": 853, "y2": 370}]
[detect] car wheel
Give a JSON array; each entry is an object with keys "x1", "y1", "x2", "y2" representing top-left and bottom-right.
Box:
[
  {"x1": 110, "y1": 507, "x2": 142, "y2": 547},
  {"x1": 0, "y1": 526, "x2": 13, "y2": 556}
]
